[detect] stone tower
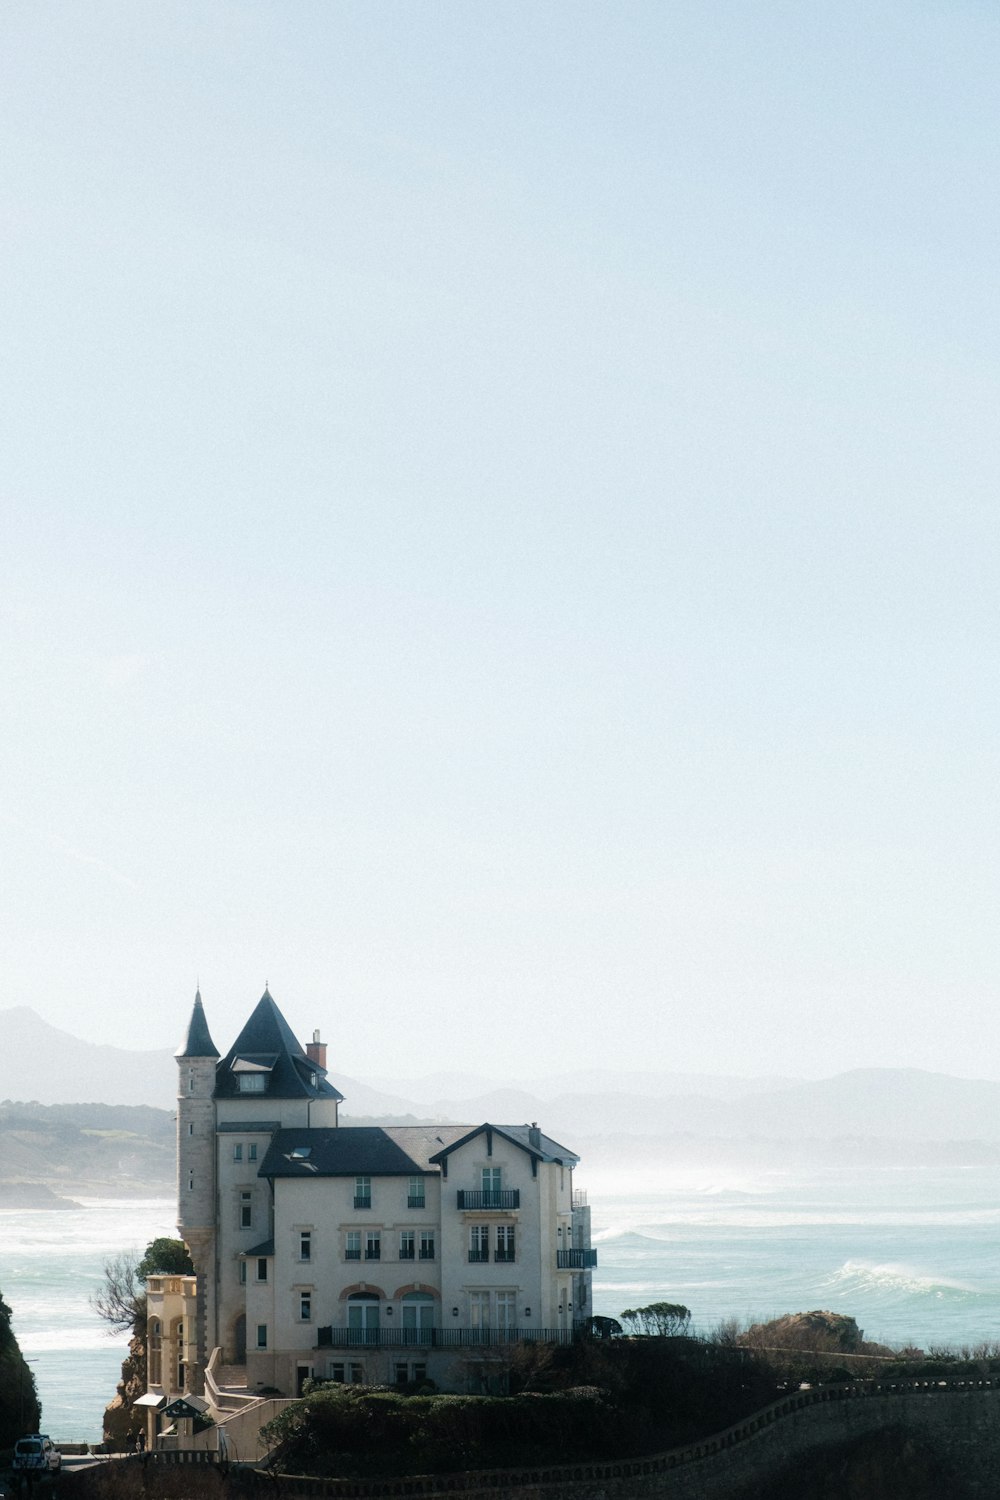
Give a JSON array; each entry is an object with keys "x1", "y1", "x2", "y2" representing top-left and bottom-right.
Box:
[{"x1": 175, "y1": 989, "x2": 219, "y2": 1386}]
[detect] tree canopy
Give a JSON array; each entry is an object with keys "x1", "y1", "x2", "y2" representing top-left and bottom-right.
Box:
[
  {"x1": 620, "y1": 1302, "x2": 692, "y2": 1337},
  {"x1": 136, "y1": 1239, "x2": 193, "y2": 1281},
  {"x1": 92, "y1": 1237, "x2": 193, "y2": 1336}
]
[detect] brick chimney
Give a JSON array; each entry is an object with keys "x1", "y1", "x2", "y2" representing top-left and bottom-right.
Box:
[{"x1": 306, "y1": 1029, "x2": 327, "y2": 1070}]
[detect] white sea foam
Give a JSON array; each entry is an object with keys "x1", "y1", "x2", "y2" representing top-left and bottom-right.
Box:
[{"x1": 825, "y1": 1260, "x2": 986, "y2": 1298}]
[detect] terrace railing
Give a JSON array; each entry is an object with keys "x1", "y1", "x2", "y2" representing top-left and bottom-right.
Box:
[{"x1": 456, "y1": 1190, "x2": 520, "y2": 1210}]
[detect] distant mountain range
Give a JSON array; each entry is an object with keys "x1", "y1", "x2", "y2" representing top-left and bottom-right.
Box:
[{"x1": 4, "y1": 1005, "x2": 1000, "y2": 1147}]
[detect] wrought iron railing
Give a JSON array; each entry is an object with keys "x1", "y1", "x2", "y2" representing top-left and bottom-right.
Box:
[
  {"x1": 557, "y1": 1248, "x2": 598, "y2": 1268},
  {"x1": 456, "y1": 1189, "x2": 520, "y2": 1210},
  {"x1": 316, "y1": 1326, "x2": 576, "y2": 1349}
]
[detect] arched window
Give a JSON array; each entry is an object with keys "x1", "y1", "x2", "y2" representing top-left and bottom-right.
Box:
[
  {"x1": 148, "y1": 1320, "x2": 162, "y2": 1386},
  {"x1": 347, "y1": 1293, "x2": 379, "y2": 1345},
  {"x1": 170, "y1": 1319, "x2": 185, "y2": 1393},
  {"x1": 400, "y1": 1293, "x2": 434, "y2": 1345}
]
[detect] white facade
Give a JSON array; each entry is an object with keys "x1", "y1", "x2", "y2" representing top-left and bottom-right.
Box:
[{"x1": 150, "y1": 989, "x2": 595, "y2": 1401}]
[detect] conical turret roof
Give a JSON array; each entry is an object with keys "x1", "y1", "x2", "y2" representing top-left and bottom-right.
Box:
[{"x1": 176, "y1": 990, "x2": 220, "y2": 1059}]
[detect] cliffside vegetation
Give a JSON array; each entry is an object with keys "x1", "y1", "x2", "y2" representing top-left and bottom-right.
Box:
[
  {"x1": 262, "y1": 1334, "x2": 783, "y2": 1477},
  {"x1": 259, "y1": 1303, "x2": 982, "y2": 1481},
  {"x1": 0, "y1": 1288, "x2": 40, "y2": 1446}
]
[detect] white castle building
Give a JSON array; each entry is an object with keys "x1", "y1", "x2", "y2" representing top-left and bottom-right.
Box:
[{"x1": 144, "y1": 988, "x2": 595, "y2": 1425}]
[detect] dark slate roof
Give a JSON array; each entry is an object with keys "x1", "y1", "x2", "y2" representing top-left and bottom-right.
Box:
[
  {"x1": 176, "y1": 992, "x2": 220, "y2": 1059},
  {"x1": 258, "y1": 1125, "x2": 470, "y2": 1179},
  {"x1": 214, "y1": 989, "x2": 344, "y2": 1103},
  {"x1": 427, "y1": 1123, "x2": 579, "y2": 1167},
  {"x1": 242, "y1": 1239, "x2": 275, "y2": 1257}
]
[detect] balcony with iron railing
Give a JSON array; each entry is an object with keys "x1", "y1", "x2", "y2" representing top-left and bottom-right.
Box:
[
  {"x1": 557, "y1": 1248, "x2": 598, "y2": 1269},
  {"x1": 354, "y1": 1195, "x2": 372, "y2": 1210},
  {"x1": 468, "y1": 1248, "x2": 490, "y2": 1263},
  {"x1": 317, "y1": 1326, "x2": 577, "y2": 1350},
  {"x1": 457, "y1": 1189, "x2": 520, "y2": 1210}
]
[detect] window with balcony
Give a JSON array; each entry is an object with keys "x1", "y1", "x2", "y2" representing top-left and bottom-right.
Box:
[
  {"x1": 469, "y1": 1291, "x2": 490, "y2": 1328},
  {"x1": 401, "y1": 1293, "x2": 434, "y2": 1344},
  {"x1": 345, "y1": 1231, "x2": 361, "y2": 1261},
  {"x1": 348, "y1": 1294, "x2": 379, "y2": 1343},
  {"x1": 495, "y1": 1225, "x2": 515, "y2": 1262},
  {"x1": 399, "y1": 1230, "x2": 415, "y2": 1260},
  {"x1": 480, "y1": 1166, "x2": 505, "y2": 1209},
  {"x1": 365, "y1": 1231, "x2": 381, "y2": 1261},
  {"x1": 495, "y1": 1291, "x2": 516, "y2": 1329},
  {"x1": 419, "y1": 1231, "x2": 435, "y2": 1261},
  {"x1": 354, "y1": 1175, "x2": 372, "y2": 1209},
  {"x1": 469, "y1": 1225, "x2": 489, "y2": 1263},
  {"x1": 407, "y1": 1175, "x2": 425, "y2": 1209}
]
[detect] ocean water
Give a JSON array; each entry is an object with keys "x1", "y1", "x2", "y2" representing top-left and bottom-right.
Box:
[
  {"x1": 4, "y1": 1165, "x2": 1000, "y2": 1440},
  {"x1": 0, "y1": 1198, "x2": 176, "y2": 1441},
  {"x1": 587, "y1": 1162, "x2": 1000, "y2": 1349}
]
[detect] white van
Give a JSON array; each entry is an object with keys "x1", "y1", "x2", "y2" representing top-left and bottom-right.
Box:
[{"x1": 12, "y1": 1435, "x2": 61, "y2": 1474}]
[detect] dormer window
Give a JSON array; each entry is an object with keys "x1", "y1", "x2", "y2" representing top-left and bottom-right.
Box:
[{"x1": 231, "y1": 1055, "x2": 275, "y2": 1093}]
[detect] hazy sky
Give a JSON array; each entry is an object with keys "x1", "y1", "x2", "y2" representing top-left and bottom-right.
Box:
[{"x1": 3, "y1": 1, "x2": 1000, "y2": 1081}]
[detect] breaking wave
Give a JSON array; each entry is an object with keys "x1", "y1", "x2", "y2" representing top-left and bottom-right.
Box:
[{"x1": 823, "y1": 1260, "x2": 987, "y2": 1300}]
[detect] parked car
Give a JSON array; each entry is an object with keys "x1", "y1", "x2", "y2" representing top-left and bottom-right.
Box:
[{"x1": 12, "y1": 1435, "x2": 61, "y2": 1474}]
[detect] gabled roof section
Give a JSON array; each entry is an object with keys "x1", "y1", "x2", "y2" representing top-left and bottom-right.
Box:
[
  {"x1": 258, "y1": 1125, "x2": 470, "y2": 1179},
  {"x1": 427, "y1": 1122, "x2": 579, "y2": 1167},
  {"x1": 176, "y1": 991, "x2": 220, "y2": 1059},
  {"x1": 214, "y1": 989, "x2": 344, "y2": 1102}
]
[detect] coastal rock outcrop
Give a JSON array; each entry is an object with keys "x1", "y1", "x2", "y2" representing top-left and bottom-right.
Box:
[{"x1": 103, "y1": 1331, "x2": 146, "y2": 1448}]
